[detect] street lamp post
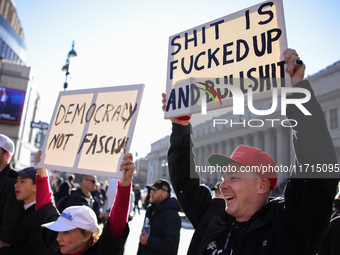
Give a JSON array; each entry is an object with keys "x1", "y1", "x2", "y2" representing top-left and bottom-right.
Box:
[{"x1": 61, "y1": 41, "x2": 77, "y2": 91}]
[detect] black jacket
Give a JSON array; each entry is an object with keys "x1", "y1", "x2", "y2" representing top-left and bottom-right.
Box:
[
  {"x1": 318, "y1": 199, "x2": 340, "y2": 255},
  {"x1": 137, "y1": 197, "x2": 182, "y2": 255},
  {"x1": 58, "y1": 187, "x2": 94, "y2": 213},
  {"x1": 168, "y1": 80, "x2": 339, "y2": 255},
  {"x1": 28, "y1": 202, "x2": 129, "y2": 255},
  {"x1": 0, "y1": 164, "x2": 23, "y2": 244},
  {"x1": 0, "y1": 204, "x2": 46, "y2": 254}
]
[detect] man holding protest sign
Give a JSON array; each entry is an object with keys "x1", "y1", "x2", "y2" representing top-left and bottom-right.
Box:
[{"x1": 163, "y1": 48, "x2": 339, "y2": 254}]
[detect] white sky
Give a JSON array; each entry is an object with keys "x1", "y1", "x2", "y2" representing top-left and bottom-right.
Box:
[{"x1": 14, "y1": 0, "x2": 340, "y2": 159}]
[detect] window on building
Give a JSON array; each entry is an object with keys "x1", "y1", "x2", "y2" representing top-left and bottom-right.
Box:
[
  {"x1": 10, "y1": 50, "x2": 14, "y2": 61},
  {"x1": 330, "y1": 109, "x2": 338, "y2": 129},
  {"x1": 0, "y1": 39, "x2": 3, "y2": 56},
  {"x1": 2, "y1": 44, "x2": 8, "y2": 59},
  {"x1": 6, "y1": 47, "x2": 11, "y2": 59}
]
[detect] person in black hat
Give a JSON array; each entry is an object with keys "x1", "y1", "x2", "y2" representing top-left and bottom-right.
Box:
[
  {"x1": 137, "y1": 179, "x2": 181, "y2": 255},
  {"x1": 0, "y1": 167, "x2": 46, "y2": 254},
  {"x1": 0, "y1": 134, "x2": 23, "y2": 248}
]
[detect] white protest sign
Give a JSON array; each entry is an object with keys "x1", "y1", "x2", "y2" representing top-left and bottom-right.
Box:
[
  {"x1": 164, "y1": 0, "x2": 290, "y2": 118},
  {"x1": 38, "y1": 84, "x2": 144, "y2": 179}
]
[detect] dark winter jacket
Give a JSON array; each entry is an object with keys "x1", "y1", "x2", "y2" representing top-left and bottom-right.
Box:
[
  {"x1": 28, "y1": 202, "x2": 129, "y2": 255},
  {"x1": 137, "y1": 197, "x2": 182, "y2": 255},
  {"x1": 58, "y1": 187, "x2": 94, "y2": 213},
  {"x1": 0, "y1": 164, "x2": 23, "y2": 244},
  {"x1": 0, "y1": 204, "x2": 47, "y2": 254},
  {"x1": 318, "y1": 199, "x2": 340, "y2": 255},
  {"x1": 168, "y1": 80, "x2": 339, "y2": 255}
]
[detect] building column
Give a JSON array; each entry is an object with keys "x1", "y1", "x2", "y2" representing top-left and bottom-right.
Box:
[
  {"x1": 264, "y1": 128, "x2": 276, "y2": 161},
  {"x1": 235, "y1": 137, "x2": 243, "y2": 148},
  {"x1": 244, "y1": 134, "x2": 253, "y2": 147},
  {"x1": 219, "y1": 141, "x2": 226, "y2": 156},
  {"x1": 226, "y1": 139, "x2": 235, "y2": 157},
  {"x1": 276, "y1": 127, "x2": 289, "y2": 181},
  {"x1": 254, "y1": 131, "x2": 264, "y2": 151}
]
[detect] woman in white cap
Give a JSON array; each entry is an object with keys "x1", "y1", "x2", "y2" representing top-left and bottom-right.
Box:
[{"x1": 29, "y1": 151, "x2": 135, "y2": 255}]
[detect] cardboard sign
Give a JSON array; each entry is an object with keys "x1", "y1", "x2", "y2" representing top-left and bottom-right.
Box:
[
  {"x1": 38, "y1": 84, "x2": 144, "y2": 178},
  {"x1": 165, "y1": 0, "x2": 290, "y2": 118}
]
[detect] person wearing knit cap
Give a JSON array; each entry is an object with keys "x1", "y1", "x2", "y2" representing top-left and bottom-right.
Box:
[{"x1": 163, "y1": 49, "x2": 339, "y2": 255}]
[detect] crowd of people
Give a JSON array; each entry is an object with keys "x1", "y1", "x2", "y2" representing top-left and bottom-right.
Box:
[{"x1": 0, "y1": 48, "x2": 339, "y2": 255}]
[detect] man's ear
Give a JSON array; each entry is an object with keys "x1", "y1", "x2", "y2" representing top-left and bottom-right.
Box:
[
  {"x1": 258, "y1": 178, "x2": 271, "y2": 195},
  {"x1": 162, "y1": 191, "x2": 168, "y2": 199}
]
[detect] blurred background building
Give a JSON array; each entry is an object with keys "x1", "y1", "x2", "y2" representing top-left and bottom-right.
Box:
[
  {"x1": 133, "y1": 157, "x2": 148, "y2": 188},
  {"x1": 0, "y1": 0, "x2": 40, "y2": 169}
]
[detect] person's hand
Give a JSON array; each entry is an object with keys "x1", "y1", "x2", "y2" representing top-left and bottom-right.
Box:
[
  {"x1": 35, "y1": 150, "x2": 41, "y2": 166},
  {"x1": 119, "y1": 153, "x2": 135, "y2": 187},
  {"x1": 162, "y1": 93, "x2": 190, "y2": 126},
  {"x1": 283, "y1": 48, "x2": 305, "y2": 87},
  {"x1": 0, "y1": 239, "x2": 10, "y2": 248},
  {"x1": 139, "y1": 230, "x2": 149, "y2": 245},
  {"x1": 35, "y1": 150, "x2": 47, "y2": 178}
]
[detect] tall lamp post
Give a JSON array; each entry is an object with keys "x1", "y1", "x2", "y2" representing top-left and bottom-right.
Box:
[{"x1": 61, "y1": 41, "x2": 77, "y2": 91}]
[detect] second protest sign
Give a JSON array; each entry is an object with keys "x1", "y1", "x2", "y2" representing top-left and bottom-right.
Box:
[{"x1": 38, "y1": 84, "x2": 144, "y2": 179}]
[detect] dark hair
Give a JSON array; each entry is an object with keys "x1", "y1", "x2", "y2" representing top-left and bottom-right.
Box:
[{"x1": 68, "y1": 174, "x2": 75, "y2": 181}]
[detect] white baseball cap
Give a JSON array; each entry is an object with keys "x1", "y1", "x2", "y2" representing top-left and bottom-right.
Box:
[
  {"x1": 41, "y1": 206, "x2": 98, "y2": 233},
  {"x1": 0, "y1": 134, "x2": 14, "y2": 155}
]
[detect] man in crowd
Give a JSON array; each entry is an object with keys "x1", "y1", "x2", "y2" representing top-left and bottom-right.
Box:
[
  {"x1": 56, "y1": 173, "x2": 76, "y2": 202},
  {"x1": 137, "y1": 179, "x2": 181, "y2": 255},
  {"x1": 0, "y1": 134, "x2": 23, "y2": 248},
  {"x1": 133, "y1": 184, "x2": 141, "y2": 215},
  {"x1": 164, "y1": 49, "x2": 339, "y2": 254},
  {"x1": 57, "y1": 174, "x2": 96, "y2": 212}
]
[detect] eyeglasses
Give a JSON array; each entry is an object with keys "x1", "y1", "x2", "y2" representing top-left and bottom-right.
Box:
[{"x1": 86, "y1": 179, "x2": 96, "y2": 184}]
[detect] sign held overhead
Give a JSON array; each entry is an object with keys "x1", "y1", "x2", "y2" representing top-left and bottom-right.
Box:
[
  {"x1": 37, "y1": 84, "x2": 144, "y2": 179},
  {"x1": 165, "y1": 0, "x2": 290, "y2": 119}
]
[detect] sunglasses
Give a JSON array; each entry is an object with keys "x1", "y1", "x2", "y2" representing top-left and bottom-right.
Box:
[{"x1": 86, "y1": 179, "x2": 96, "y2": 184}]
